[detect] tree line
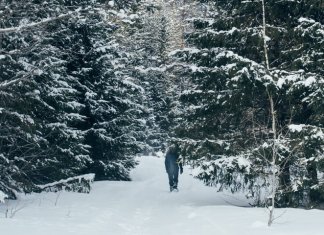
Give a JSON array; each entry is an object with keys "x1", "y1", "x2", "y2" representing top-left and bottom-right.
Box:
[{"x1": 1, "y1": 0, "x2": 324, "y2": 212}]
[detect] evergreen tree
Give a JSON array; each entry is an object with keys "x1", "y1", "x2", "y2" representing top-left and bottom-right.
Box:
[
  {"x1": 0, "y1": 0, "x2": 145, "y2": 198},
  {"x1": 73, "y1": 8, "x2": 147, "y2": 180},
  {"x1": 171, "y1": 0, "x2": 324, "y2": 207}
]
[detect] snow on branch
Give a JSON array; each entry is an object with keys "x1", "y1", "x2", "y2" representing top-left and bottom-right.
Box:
[
  {"x1": 0, "y1": 8, "x2": 81, "y2": 34},
  {"x1": 0, "y1": 75, "x2": 30, "y2": 89},
  {"x1": 242, "y1": 0, "x2": 262, "y2": 2},
  {"x1": 0, "y1": 66, "x2": 41, "y2": 89},
  {"x1": 0, "y1": 190, "x2": 7, "y2": 203},
  {"x1": 38, "y1": 173, "x2": 95, "y2": 194}
]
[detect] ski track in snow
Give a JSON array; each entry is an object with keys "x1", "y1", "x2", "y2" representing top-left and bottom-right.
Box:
[{"x1": 0, "y1": 156, "x2": 323, "y2": 235}]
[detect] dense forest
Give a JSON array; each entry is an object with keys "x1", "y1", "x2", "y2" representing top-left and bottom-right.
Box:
[{"x1": 0, "y1": 0, "x2": 323, "y2": 211}]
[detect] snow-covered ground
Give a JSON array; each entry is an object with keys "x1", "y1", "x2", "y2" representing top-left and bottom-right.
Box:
[{"x1": 0, "y1": 156, "x2": 323, "y2": 235}]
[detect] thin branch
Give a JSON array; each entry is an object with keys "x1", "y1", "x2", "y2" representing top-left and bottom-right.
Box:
[
  {"x1": 0, "y1": 9, "x2": 81, "y2": 34},
  {"x1": 0, "y1": 74, "x2": 33, "y2": 89},
  {"x1": 262, "y1": 0, "x2": 270, "y2": 70}
]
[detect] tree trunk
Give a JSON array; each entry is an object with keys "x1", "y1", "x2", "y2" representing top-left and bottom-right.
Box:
[
  {"x1": 268, "y1": 92, "x2": 277, "y2": 227},
  {"x1": 261, "y1": 0, "x2": 278, "y2": 226}
]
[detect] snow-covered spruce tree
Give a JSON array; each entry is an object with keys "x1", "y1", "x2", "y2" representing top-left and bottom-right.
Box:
[
  {"x1": 0, "y1": 0, "x2": 99, "y2": 199},
  {"x1": 32, "y1": 0, "x2": 147, "y2": 181},
  {"x1": 171, "y1": 0, "x2": 324, "y2": 209},
  {"x1": 257, "y1": 0, "x2": 324, "y2": 209},
  {"x1": 68, "y1": 1, "x2": 148, "y2": 181},
  {"x1": 170, "y1": 0, "x2": 272, "y2": 200},
  {"x1": 0, "y1": 0, "x2": 146, "y2": 199}
]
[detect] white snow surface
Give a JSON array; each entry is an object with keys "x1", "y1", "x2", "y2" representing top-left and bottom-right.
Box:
[
  {"x1": 289, "y1": 124, "x2": 305, "y2": 132},
  {"x1": 0, "y1": 191, "x2": 6, "y2": 203},
  {"x1": 0, "y1": 156, "x2": 323, "y2": 235}
]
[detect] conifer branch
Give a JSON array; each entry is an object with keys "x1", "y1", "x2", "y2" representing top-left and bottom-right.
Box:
[{"x1": 0, "y1": 8, "x2": 81, "y2": 34}]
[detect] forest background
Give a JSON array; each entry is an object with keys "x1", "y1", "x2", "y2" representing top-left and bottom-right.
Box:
[{"x1": 0, "y1": 0, "x2": 323, "y2": 216}]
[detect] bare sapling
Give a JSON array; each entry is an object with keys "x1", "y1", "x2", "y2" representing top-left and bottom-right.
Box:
[{"x1": 261, "y1": 0, "x2": 278, "y2": 226}]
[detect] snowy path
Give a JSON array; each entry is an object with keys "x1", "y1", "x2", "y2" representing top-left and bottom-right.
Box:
[{"x1": 0, "y1": 156, "x2": 323, "y2": 235}]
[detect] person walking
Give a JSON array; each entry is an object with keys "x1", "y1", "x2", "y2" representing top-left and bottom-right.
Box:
[{"x1": 165, "y1": 145, "x2": 183, "y2": 192}]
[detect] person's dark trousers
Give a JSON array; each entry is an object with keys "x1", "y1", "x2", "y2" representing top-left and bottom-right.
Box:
[
  {"x1": 165, "y1": 152, "x2": 180, "y2": 191},
  {"x1": 167, "y1": 165, "x2": 179, "y2": 189}
]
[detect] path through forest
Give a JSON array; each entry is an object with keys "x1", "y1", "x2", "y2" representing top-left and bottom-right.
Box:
[{"x1": 0, "y1": 156, "x2": 323, "y2": 235}]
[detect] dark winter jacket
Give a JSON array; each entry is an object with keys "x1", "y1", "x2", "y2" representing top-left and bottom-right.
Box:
[{"x1": 165, "y1": 151, "x2": 183, "y2": 174}]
